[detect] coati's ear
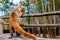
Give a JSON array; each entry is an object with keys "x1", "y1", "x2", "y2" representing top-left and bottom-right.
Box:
[{"x1": 19, "y1": 6, "x2": 25, "y2": 12}]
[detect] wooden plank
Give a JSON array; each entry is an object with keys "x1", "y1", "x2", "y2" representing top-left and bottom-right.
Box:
[
  {"x1": 21, "y1": 11, "x2": 60, "y2": 17},
  {"x1": 20, "y1": 24, "x2": 60, "y2": 27},
  {"x1": 2, "y1": 11, "x2": 60, "y2": 19},
  {"x1": 2, "y1": 23, "x2": 60, "y2": 27}
]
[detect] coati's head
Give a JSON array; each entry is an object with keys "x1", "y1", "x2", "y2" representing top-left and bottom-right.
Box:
[
  {"x1": 17, "y1": 6, "x2": 25, "y2": 17},
  {"x1": 18, "y1": 6, "x2": 25, "y2": 12}
]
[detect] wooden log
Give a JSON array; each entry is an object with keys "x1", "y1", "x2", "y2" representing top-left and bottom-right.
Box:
[
  {"x1": 21, "y1": 11, "x2": 60, "y2": 17},
  {"x1": 2, "y1": 11, "x2": 60, "y2": 19},
  {"x1": 2, "y1": 23, "x2": 60, "y2": 27}
]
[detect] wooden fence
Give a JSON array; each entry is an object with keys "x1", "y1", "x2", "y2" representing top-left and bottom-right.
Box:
[{"x1": 0, "y1": 11, "x2": 60, "y2": 38}]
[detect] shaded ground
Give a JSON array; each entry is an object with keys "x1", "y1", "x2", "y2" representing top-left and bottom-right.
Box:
[{"x1": 0, "y1": 33, "x2": 60, "y2": 40}]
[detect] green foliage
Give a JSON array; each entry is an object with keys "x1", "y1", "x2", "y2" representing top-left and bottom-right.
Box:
[
  {"x1": 24, "y1": 18, "x2": 32, "y2": 24},
  {"x1": 26, "y1": 0, "x2": 29, "y2": 5},
  {"x1": 3, "y1": 19, "x2": 9, "y2": 30},
  {"x1": 55, "y1": 0, "x2": 60, "y2": 11},
  {"x1": 6, "y1": 5, "x2": 9, "y2": 8},
  {"x1": 10, "y1": 2, "x2": 13, "y2": 5},
  {"x1": 4, "y1": 6, "x2": 6, "y2": 11},
  {"x1": 0, "y1": 8, "x2": 3, "y2": 11},
  {"x1": 7, "y1": 13, "x2": 10, "y2": 16},
  {"x1": 3, "y1": 25, "x2": 9, "y2": 30},
  {"x1": 42, "y1": 20, "x2": 48, "y2": 24},
  {"x1": 21, "y1": 1, "x2": 28, "y2": 6},
  {"x1": 4, "y1": 0, "x2": 9, "y2": 3},
  {"x1": 0, "y1": 0, "x2": 4, "y2": 3}
]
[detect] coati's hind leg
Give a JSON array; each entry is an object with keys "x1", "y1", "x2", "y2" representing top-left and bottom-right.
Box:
[{"x1": 9, "y1": 23, "x2": 14, "y2": 38}]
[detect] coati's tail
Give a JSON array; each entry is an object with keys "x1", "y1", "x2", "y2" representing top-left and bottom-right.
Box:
[{"x1": 10, "y1": 22, "x2": 37, "y2": 40}]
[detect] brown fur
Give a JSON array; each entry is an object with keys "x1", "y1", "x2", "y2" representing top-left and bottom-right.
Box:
[{"x1": 9, "y1": 6, "x2": 37, "y2": 40}]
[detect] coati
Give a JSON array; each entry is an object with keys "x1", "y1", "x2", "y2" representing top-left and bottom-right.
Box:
[{"x1": 9, "y1": 6, "x2": 37, "y2": 40}]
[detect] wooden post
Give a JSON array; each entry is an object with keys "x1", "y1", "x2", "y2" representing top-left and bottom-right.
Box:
[
  {"x1": 53, "y1": 0, "x2": 56, "y2": 38},
  {"x1": 41, "y1": 0, "x2": 47, "y2": 38},
  {"x1": 59, "y1": 27, "x2": 60, "y2": 36},
  {"x1": 0, "y1": 17, "x2": 3, "y2": 39}
]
